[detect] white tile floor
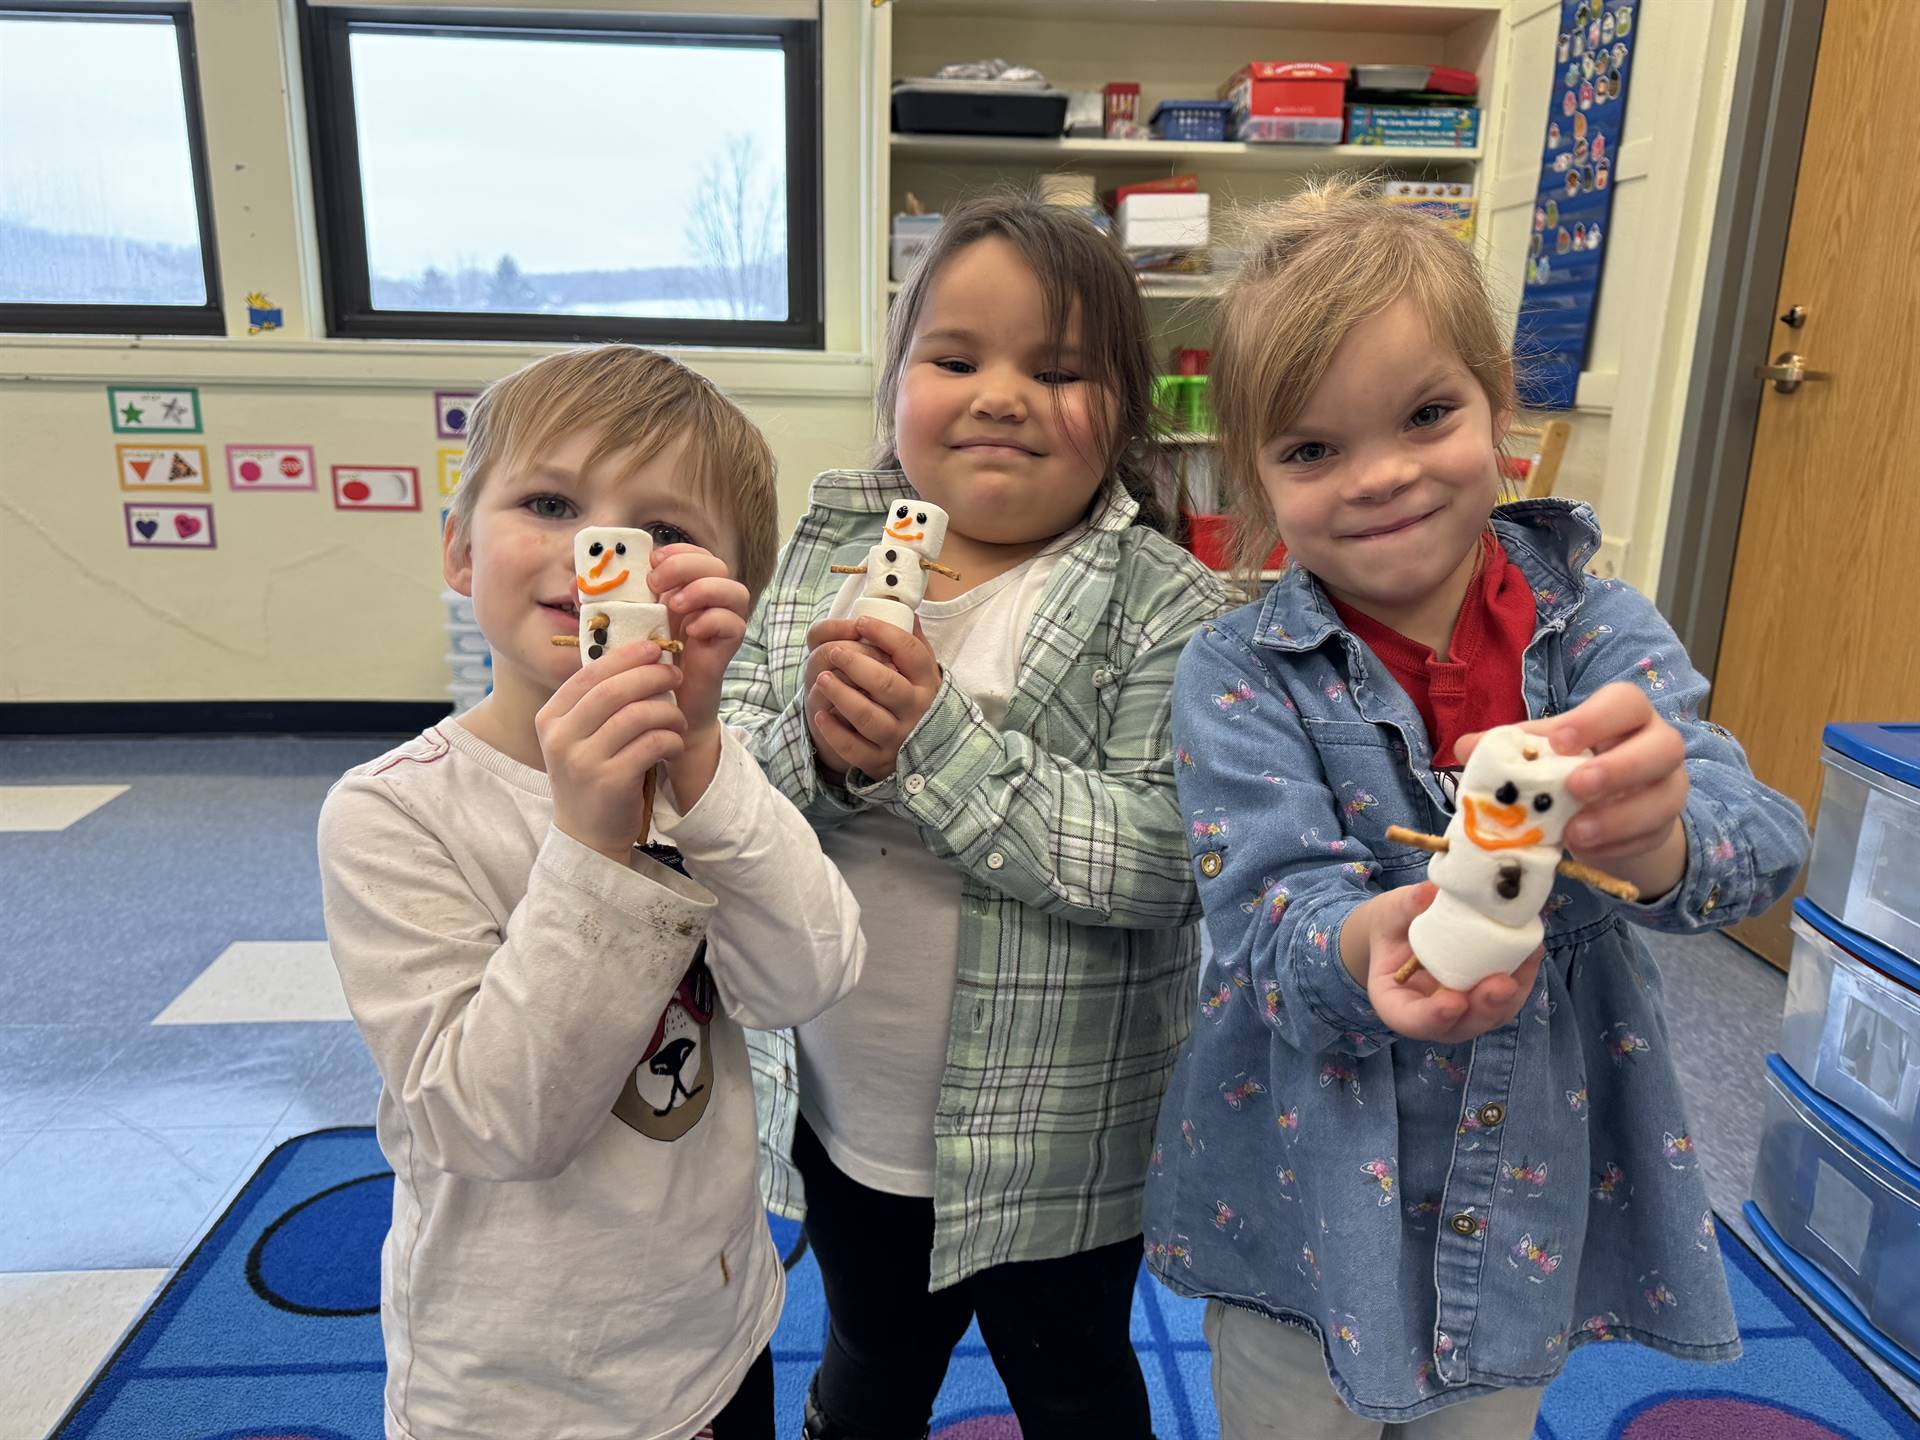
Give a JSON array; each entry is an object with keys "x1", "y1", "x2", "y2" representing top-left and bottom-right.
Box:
[
  {"x1": 153, "y1": 942, "x2": 350, "y2": 1025},
  {"x1": 0, "y1": 785, "x2": 127, "y2": 833},
  {"x1": 0, "y1": 1270, "x2": 166, "y2": 1440}
]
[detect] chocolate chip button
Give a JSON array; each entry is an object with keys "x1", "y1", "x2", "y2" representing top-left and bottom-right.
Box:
[
  {"x1": 885, "y1": 574, "x2": 899, "y2": 587},
  {"x1": 592, "y1": 628, "x2": 609, "y2": 645},
  {"x1": 1451, "y1": 1213, "x2": 1478, "y2": 1236},
  {"x1": 588, "y1": 644, "x2": 604, "y2": 660},
  {"x1": 1478, "y1": 1103, "x2": 1505, "y2": 1128},
  {"x1": 885, "y1": 548, "x2": 898, "y2": 562}
]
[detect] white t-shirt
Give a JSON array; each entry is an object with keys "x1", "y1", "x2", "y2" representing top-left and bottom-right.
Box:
[
  {"x1": 317, "y1": 721, "x2": 863, "y2": 1440},
  {"x1": 801, "y1": 547, "x2": 1065, "y2": 1195}
]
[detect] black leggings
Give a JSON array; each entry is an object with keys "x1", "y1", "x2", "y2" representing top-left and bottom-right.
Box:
[
  {"x1": 795, "y1": 1117, "x2": 1153, "y2": 1439},
  {"x1": 705, "y1": 1343, "x2": 774, "y2": 1438}
]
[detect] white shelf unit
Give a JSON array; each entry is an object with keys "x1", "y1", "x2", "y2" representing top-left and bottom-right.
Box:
[
  {"x1": 875, "y1": 0, "x2": 1508, "y2": 312},
  {"x1": 871, "y1": 0, "x2": 1510, "y2": 523}
]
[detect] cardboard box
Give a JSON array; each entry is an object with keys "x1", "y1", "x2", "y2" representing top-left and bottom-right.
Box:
[
  {"x1": 1117, "y1": 192, "x2": 1210, "y2": 250},
  {"x1": 1345, "y1": 104, "x2": 1481, "y2": 147},
  {"x1": 1222, "y1": 61, "x2": 1349, "y2": 120}
]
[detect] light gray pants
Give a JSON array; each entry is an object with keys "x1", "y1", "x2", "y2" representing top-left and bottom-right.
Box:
[{"x1": 1205, "y1": 1301, "x2": 1545, "y2": 1440}]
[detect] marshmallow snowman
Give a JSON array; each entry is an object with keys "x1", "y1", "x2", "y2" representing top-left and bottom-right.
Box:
[
  {"x1": 841, "y1": 499, "x2": 954, "y2": 630},
  {"x1": 1405, "y1": 725, "x2": 1593, "y2": 990},
  {"x1": 572, "y1": 526, "x2": 673, "y2": 666}
]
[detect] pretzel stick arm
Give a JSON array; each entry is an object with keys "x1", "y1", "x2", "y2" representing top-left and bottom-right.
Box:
[
  {"x1": 1556, "y1": 857, "x2": 1639, "y2": 902},
  {"x1": 1386, "y1": 825, "x2": 1449, "y2": 854}
]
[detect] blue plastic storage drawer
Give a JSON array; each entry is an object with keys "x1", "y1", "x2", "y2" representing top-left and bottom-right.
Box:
[
  {"x1": 1150, "y1": 100, "x2": 1232, "y2": 142},
  {"x1": 1806, "y1": 723, "x2": 1920, "y2": 967},
  {"x1": 1750, "y1": 1053, "x2": 1920, "y2": 1360},
  {"x1": 1782, "y1": 898, "x2": 1920, "y2": 1167}
]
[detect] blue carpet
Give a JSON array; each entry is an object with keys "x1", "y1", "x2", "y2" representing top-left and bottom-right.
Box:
[{"x1": 53, "y1": 1128, "x2": 1918, "y2": 1439}]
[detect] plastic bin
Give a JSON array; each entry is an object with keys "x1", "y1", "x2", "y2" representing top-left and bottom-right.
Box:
[
  {"x1": 447, "y1": 653, "x2": 492, "y2": 686},
  {"x1": 441, "y1": 590, "x2": 476, "y2": 627},
  {"x1": 892, "y1": 80, "x2": 1067, "y2": 138},
  {"x1": 1781, "y1": 898, "x2": 1920, "y2": 1166},
  {"x1": 1235, "y1": 114, "x2": 1344, "y2": 144},
  {"x1": 1806, "y1": 724, "x2": 1920, "y2": 967},
  {"x1": 1749, "y1": 1053, "x2": 1920, "y2": 1364},
  {"x1": 447, "y1": 625, "x2": 490, "y2": 655},
  {"x1": 1150, "y1": 100, "x2": 1233, "y2": 143}
]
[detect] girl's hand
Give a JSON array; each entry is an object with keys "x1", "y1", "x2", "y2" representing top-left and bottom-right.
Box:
[
  {"x1": 807, "y1": 615, "x2": 943, "y2": 782},
  {"x1": 1460, "y1": 682, "x2": 1689, "y2": 900},
  {"x1": 539, "y1": 641, "x2": 686, "y2": 864},
  {"x1": 649, "y1": 544, "x2": 750, "y2": 808},
  {"x1": 1357, "y1": 885, "x2": 1542, "y2": 1043},
  {"x1": 803, "y1": 618, "x2": 880, "y2": 781}
]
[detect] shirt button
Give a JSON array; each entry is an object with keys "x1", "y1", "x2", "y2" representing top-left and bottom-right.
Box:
[
  {"x1": 1092, "y1": 667, "x2": 1112, "y2": 687},
  {"x1": 1450, "y1": 1213, "x2": 1478, "y2": 1237},
  {"x1": 1199, "y1": 851, "x2": 1224, "y2": 878},
  {"x1": 1478, "y1": 1103, "x2": 1505, "y2": 1128},
  {"x1": 1702, "y1": 886, "x2": 1720, "y2": 914},
  {"x1": 986, "y1": 851, "x2": 1005, "y2": 870},
  {"x1": 904, "y1": 773, "x2": 926, "y2": 795}
]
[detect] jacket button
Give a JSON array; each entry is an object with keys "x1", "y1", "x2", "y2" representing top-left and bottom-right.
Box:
[
  {"x1": 1702, "y1": 886, "x2": 1720, "y2": 913},
  {"x1": 986, "y1": 851, "x2": 1005, "y2": 870},
  {"x1": 904, "y1": 773, "x2": 926, "y2": 795},
  {"x1": 1478, "y1": 1103, "x2": 1505, "y2": 1128},
  {"x1": 1199, "y1": 851, "x2": 1224, "y2": 878},
  {"x1": 1451, "y1": 1213, "x2": 1478, "y2": 1236}
]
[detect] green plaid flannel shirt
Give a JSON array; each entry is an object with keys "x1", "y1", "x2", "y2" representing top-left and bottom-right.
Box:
[{"x1": 721, "y1": 468, "x2": 1231, "y2": 1288}]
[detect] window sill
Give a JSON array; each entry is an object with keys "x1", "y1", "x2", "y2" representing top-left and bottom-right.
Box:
[{"x1": 0, "y1": 334, "x2": 874, "y2": 399}]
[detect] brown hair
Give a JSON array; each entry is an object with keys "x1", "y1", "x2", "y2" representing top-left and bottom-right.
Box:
[
  {"x1": 451, "y1": 344, "x2": 781, "y2": 599},
  {"x1": 873, "y1": 191, "x2": 1171, "y2": 533},
  {"x1": 1212, "y1": 175, "x2": 1516, "y2": 581}
]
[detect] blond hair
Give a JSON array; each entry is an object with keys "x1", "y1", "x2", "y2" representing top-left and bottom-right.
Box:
[
  {"x1": 451, "y1": 344, "x2": 780, "y2": 599},
  {"x1": 1212, "y1": 175, "x2": 1516, "y2": 581}
]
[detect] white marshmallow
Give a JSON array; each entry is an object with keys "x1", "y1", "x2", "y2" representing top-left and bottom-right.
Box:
[
  {"x1": 850, "y1": 499, "x2": 951, "y2": 631},
  {"x1": 579, "y1": 600, "x2": 671, "y2": 662},
  {"x1": 574, "y1": 527, "x2": 658, "y2": 606},
  {"x1": 1407, "y1": 723, "x2": 1595, "y2": 987}
]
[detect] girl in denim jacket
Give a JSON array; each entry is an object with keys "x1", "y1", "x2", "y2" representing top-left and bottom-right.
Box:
[{"x1": 1143, "y1": 177, "x2": 1808, "y2": 1436}]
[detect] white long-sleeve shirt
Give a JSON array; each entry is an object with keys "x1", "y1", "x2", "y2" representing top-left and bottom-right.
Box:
[{"x1": 317, "y1": 719, "x2": 863, "y2": 1440}]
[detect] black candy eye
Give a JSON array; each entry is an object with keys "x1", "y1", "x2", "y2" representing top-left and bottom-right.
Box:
[
  {"x1": 896, "y1": 505, "x2": 909, "y2": 518},
  {"x1": 614, "y1": 542, "x2": 627, "y2": 555},
  {"x1": 588, "y1": 541, "x2": 603, "y2": 556},
  {"x1": 1533, "y1": 793, "x2": 1554, "y2": 813},
  {"x1": 1495, "y1": 781, "x2": 1519, "y2": 805},
  {"x1": 916, "y1": 512, "x2": 927, "y2": 523}
]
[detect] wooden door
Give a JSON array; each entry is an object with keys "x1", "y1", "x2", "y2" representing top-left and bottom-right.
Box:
[{"x1": 1711, "y1": 0, "x2": 1920, "y2": 968}]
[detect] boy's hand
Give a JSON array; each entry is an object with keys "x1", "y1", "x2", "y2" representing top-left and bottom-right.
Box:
[
  {"x1": 1459, "y1": 682, "x2": 1689, "y2": 900},
  {"x1": 1355, "y1": 885, "x2": 1541, "y2": 1043},
  {"x1": 650, "y1": 544, "x2": 750, "y2": 808},
  {"x1": 806, "y1": 615, "x2": 942, "y2": 782},
  {"x1": 539, "y1": 641, "x2": 685, "y2": 864}
]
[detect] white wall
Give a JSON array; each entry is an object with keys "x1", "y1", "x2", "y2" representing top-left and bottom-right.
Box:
[{"x1": 0, "y1": 0, "x2": 879, "y2": 707}]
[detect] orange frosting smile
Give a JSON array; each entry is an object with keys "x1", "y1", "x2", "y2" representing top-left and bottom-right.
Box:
[{"x1": 1462, "y1": 793, "x2": 1544, "y2": 851}]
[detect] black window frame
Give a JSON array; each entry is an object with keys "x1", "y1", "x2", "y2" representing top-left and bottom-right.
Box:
[
  {"x1": 0, "y1": 0, "x2": 224, "y2": 336},
  {"x1": 299, "y1": 3, "x2": 823, "y2": 349}
]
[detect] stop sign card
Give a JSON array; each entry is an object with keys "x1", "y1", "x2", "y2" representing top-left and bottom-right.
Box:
[{"x1": 227, "y1": 444, "x2": 316, "y2": 491}]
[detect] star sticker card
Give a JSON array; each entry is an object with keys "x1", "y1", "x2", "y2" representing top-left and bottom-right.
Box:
[{"x1": 107, "y1": 386, "x2": 202, "y2": 434}]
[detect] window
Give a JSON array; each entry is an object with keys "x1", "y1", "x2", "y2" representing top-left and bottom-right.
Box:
[
  {"x1": 300, "y1": 5, "x2": 822, "y2": 348},
  {"x1": 0, "y1": 2, "x2": 222, "y2": 334}
]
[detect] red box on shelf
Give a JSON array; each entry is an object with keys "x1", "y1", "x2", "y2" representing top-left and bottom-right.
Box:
[
  {"x1": 1104, "y1": 81, "x2": 1141, "y2": 137},
  {"x1": 1184, "y1": 512, "x2": 1287, "y2": 573},
  {"x1": 1221, "y1": 61, "x2": 1350, "y2": 120}
]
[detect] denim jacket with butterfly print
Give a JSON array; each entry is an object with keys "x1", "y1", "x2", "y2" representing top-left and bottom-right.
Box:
[{"x1": 1142, "y1": 499, "x2": 1807, "y2": 1421}]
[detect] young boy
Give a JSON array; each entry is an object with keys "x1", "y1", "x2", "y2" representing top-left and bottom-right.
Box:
[{"x1": 318, "y1": 345, "x2": 864, "y2": 1440}]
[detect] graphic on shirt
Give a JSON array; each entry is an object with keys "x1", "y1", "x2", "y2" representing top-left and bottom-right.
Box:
[
  {"x1": 1662, "y1": 1130, "x2": 1696, "y2": 1169},
  {"x1": 1361, "y1": 1157, "x2": 1395, "y2": 1205},
  {"x1": 1220, "y1": 1073, "x2": 1266, "y2": 1110},
  {"x1": 610, "y1": 955, "x2": 717, "y2": 1142},
  {"x1": 1275, "y1": 1164, "x2": 1300, "y2": 1200},
  {"x1": 1591, "y1": 1161, "x2": 1630, "y2": 1206},
  {"x1": 1212, "y1": 679, "x2": 1255, "y2": 714},
  {"x1": 1508, "y1": 1232, "x2": 1563, "y2": 1282},
  {"x1": 1319, "y1": 1059, "x2": 1362, "y2": 1102},
  {"x1": 1298, "y1": 1243, "x2": 1320, "y2": 1287},
  {"x1": 1641, "y1": 1271, "x2": 1678, "y2": 1313},
  {"x1": 1602, "y1": 1022, "x2": 1651, "y2": 1064},
  {"x1": 1145, "y1": 1232, "x2": 1193, "y2": 1269},
  {"x1": 1330, "y1": 1313, "x2": 1362, "y2": 1354},
  {"x1": 1501, "y1": 1157, "x2": 1549, "y2": 1195}
]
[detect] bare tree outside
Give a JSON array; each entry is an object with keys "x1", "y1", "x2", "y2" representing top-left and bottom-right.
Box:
[{"x1": 684, "y1": 132, "x2": 787, "y2": 321}]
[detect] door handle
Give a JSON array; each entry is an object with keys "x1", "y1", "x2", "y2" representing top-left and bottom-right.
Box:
[{"x1": 1753, "y1": 351, "x2": 1831, "y2": 394}]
